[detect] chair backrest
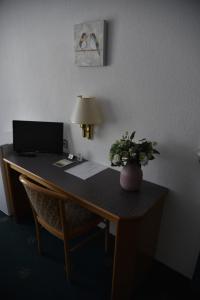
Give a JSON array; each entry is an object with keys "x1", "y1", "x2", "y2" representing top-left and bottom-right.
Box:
[{"x1": 19, "y1": 175, "x2": 67, "y2": 231}]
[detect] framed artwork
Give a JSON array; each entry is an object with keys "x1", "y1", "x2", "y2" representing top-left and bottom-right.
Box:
[{"x1": 74, "y1": 20, "x2": 106, "y2": 67}]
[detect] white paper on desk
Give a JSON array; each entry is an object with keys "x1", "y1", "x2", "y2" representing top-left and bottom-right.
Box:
[{"x1": 65, "y1": 161, "x2": 107, "y2": 179}]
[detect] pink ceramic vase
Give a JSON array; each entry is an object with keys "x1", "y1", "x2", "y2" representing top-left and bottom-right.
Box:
[{"x1": 120, "y1": 162, "x2": 143, "y2": 191}]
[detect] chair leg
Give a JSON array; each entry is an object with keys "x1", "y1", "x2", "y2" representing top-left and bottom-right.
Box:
[
  {"x1": 34, "y1": 217, "x2": 42, "y2": 255},
  {"x1": 59, "y1": 200, "x2": 71, "y2": 282},
  {"x1": 105, "y1": 220, "x2": 110, "y2": 254},
  {"x1": 63, "y1": 236, "x2": 71, "y2": 282}
]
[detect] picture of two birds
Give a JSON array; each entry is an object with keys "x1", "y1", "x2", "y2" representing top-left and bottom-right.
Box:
[{"x1": 79, "y1": 32, "x2": 100, "y2": 56}]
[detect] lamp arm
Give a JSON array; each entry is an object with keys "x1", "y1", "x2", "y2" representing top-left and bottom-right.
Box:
[{"x1": 80, "y1": 124, "x2": 93, "y2": 139}]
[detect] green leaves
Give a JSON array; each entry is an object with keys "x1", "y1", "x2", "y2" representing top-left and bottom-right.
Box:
[
  {"x1": 109, "y1": 131, "x2": 160, "y2": 167},
  {"x1": 153, "y1": 149, "x2": 160, "y2": 154},
  {"x1": 130, "y1": 131, "x2": 136, "y2": 140}
]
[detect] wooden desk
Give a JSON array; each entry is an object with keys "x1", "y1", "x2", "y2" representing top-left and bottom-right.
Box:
[{"x1": 2, "y1": 146, "x2": 168, "y2": 300}]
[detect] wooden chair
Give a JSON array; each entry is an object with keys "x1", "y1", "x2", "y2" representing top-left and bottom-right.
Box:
[{"x1": 19, "y1": 175, "x2": 109, "y2": 281}]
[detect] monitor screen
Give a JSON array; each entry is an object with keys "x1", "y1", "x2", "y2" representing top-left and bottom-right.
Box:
[{"x1": 13, "y1": 120, "x2": 63, "y2": 154}]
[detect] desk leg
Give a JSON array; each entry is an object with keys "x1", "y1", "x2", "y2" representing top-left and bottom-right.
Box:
[
  {"x1": 3, "y1": 162, "x2": 15, "y2": 216},
  {"x1": 111, "y1": 218, "x2": 140, "y2": 300},
  {"x1": 4, "y1": 162, "x2": 31, "y2": 222},
  {"x1": 111, "y1": 199, "x2": 165, "y2": 300}
]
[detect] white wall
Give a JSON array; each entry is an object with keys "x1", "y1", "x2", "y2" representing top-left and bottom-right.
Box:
[{"x1": 0, "y1": 0, "x2": 200, "y2": 278}]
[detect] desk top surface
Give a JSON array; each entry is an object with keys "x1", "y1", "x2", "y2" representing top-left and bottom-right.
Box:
[{"x1": 4, "y1": 151, "x2": 168, "y2": 221}]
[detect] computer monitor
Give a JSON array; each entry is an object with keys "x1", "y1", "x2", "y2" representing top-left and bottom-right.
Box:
[{"x1": 13, "y1": 120, "x2": 63, "y2": 154}]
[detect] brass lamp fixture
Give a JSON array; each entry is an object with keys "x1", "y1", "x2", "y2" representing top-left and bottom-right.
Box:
[{"x1": 71, "y1": 96, "x2": 102, "y2": 139}]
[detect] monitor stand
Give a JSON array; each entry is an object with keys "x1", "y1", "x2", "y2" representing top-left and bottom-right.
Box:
[{"x1": 18, "y1": 152, "x2": 37, "y2": 157}]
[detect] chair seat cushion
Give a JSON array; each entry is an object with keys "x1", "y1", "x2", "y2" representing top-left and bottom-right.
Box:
[{"x1": 64, "y1": 202, "x2": 99, "y2": 229}]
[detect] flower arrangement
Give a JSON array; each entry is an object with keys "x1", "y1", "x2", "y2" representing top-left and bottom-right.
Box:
[{"x1": 109, "y1": 131, "x2": 160, "y2": 167}]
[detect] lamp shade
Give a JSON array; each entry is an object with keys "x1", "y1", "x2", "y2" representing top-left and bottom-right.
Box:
[{"x1": 71, "y1": 96, "x2": 102, "y2": 124}]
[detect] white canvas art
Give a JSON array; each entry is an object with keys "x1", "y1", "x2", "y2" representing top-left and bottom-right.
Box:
[{"x1": 74, "y1": 20, "x2": 106, "y2": 67}]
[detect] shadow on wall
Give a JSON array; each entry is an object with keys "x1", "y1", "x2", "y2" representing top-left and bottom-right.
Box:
[
  {"x1": 105, "y1": 19, "x2": 117, "y2": 66},
  {"x1": 92, "y1": 97, "x2": 118, "y2": 139},
  {"x1": 63, "y1": 123, "x2": 75, "y2": 154}
]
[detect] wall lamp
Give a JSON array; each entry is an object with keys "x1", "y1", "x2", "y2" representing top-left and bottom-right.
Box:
[{"x1": 71, "y1": 96, "x2": 102, "y2": 139}]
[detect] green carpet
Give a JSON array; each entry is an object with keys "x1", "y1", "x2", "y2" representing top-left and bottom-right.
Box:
[
  {"x1": 0, "y1": 211, "x2": 195, "y2": 300},
  {"x1": 0, "y1": 211, "x2": 112, "y2": 300}
]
